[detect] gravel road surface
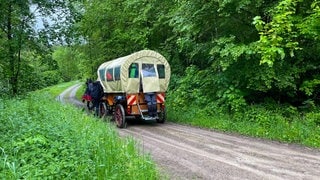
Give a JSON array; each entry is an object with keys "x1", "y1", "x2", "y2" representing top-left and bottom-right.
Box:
[{"x1": 60, "y1": 83, "x2": 320, "y2": 180}]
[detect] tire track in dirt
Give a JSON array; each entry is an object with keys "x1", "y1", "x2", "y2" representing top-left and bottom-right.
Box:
[
  {"x1": 59, "y1": 85, "x2": 320, "y2": 180},
  {"x1": 57, "y1": 83, "x2": 83, "y2": 107},
  {"x1": 119, "y1": 123, "x2": 320, "y2": 180}
]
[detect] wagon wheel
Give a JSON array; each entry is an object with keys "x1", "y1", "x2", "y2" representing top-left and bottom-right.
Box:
[
  {"x1": 99, "y1": 102, "x2": 107, "y2": 120},
  {"x1": 157, "y1": 106, "x2": 166, "y2": 123},
  {"x1": 114, "y1": 104, "x2": 126, "y2": 128}
]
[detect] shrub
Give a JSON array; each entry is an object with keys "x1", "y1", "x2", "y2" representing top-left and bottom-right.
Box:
[
  {"x1": 167, "y1": 66, "x2": 247, "y2": 115},
  {"x1": 305, "y1": 111, "x2": 320, "y2": 126},
  {"x1": 41, "y1": 70, "x2": 63, "y2": 87}
]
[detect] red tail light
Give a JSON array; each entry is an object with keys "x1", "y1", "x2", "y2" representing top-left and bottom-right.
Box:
[{"x1": 127, "y1": 106, "x2": 132, "y2": 114}]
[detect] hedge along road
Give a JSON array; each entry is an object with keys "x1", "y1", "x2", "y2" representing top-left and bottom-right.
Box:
[{"x1": 59, "y1": 83, "x2": 320, "y2": 180}]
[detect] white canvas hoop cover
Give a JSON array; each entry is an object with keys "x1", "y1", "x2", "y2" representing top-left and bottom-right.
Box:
[{"x1": 97, "y1": 50, "x2": 171, "y2": 93}]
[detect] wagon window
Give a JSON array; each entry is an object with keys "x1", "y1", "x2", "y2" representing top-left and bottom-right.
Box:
[
  {"x1": 106, "y1": 68, "x2": 113, "y2": 81},
  {"x1": 99, "y1": 69, "x2": 106, "y2": 81},
  {"x1": 114, "y1": 66, "x2": 121, "y2": 80},
  {"x1": 157, "y1": 64, "x2": 165, "y2": 79},
  {"x1": 142, "y1": 64, "x2": 156, "y2": 77},
  {"x1": 129, "y1": 63, "x2": 139, "y2": 78}
]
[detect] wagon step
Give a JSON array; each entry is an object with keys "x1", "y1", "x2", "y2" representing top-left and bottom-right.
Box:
[
  {"x1": 137, "y1": 104, "x2": 158, "y2": 121},
  {"x1": 143, "y1": 116, "x2": 159, "y2": 121},
  {"x1": 140, "y1": 109, "x2": 160, "y2": 113}
]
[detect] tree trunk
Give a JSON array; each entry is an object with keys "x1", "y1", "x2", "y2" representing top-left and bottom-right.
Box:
[{"x1": 6, "y1": 2, "x2": 18, "y2": 95}]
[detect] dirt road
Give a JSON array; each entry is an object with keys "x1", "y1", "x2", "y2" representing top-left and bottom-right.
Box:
[{"x1": 60, "y1": 84, "x2": 320, "y2": 180}]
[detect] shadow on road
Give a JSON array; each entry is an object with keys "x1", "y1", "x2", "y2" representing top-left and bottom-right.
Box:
[{"x1": 126, "y1": 119, "x2": 161, "y2": 127}]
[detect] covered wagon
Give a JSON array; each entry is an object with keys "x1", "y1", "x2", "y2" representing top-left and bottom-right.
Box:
[{"x1": 97, "y1": 50, "x2": 171, "y2": 128}]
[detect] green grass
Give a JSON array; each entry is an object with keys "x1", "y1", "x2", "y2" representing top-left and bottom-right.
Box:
[
  {"x1": 0, "y1": 86, "x2": 160, "y2": 179},
  {"x1": 76, "y1": 83, "x2": 86, "y2": 101},
  {"x1": 167, "y1": 104, "x2": 320, "y2": 148},
  {"x1": 40, "y1": 81, "x2": 79, "y2": 97}
]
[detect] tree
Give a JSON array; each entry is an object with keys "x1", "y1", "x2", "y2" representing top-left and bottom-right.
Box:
[
  {"x1": 0, "y1": 0, "x2": 78, "y2": 95},
  {"x1": 74, "y1": 0, "x2": 320, "y2": 110},
  {"x1": 52, "y1": 46, "x2": 81, "y2": 82},
  {"x1": 252, "y1": 0, "x2": 320, "y2": 104},
  {"x1": 78, "y1": 0, "x2": 177, "y2": 76}
]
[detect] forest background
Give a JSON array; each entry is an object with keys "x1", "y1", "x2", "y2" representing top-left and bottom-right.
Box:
[{"x1": 1, "y1": 0, "x2": 320, "y2": 147}]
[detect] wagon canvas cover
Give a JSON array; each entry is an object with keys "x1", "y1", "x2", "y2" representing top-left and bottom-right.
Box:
[{"x1": 97, "y1": 50, "x2": 171, "y2": 93}]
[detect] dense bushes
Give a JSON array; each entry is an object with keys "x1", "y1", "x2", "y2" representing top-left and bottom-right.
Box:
[
  {"x1": 17, "y1": 67, "x2": 63, "y2": 94},
  {"x1": 168, "y1": 66, "x2": 247, "y2": 113},
  {"x1": 0, "y1": 61, "x2": 63, "y2": 97},
  {"x1": 78, "y1": 0, "x2": 320, "y2": 118},
  {"x1": 0, "y1": 92, "x2": 159, "y2": 179}
]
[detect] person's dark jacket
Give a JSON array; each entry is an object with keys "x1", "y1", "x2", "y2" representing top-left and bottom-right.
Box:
[{"x1": 90, "y1": 81, "x2": 104, "y2": 101}]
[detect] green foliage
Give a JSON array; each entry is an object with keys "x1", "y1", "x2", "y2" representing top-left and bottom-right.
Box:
[
  {"x1": 64, "y1": 0, "x2": 320, "y2": 150},
  {"x1": 40, "y1": 81, "x2": 79, "y2": 97},
  {"x1": 1, "y1": 0, "x2": 320, "y2": 106},
  {"x1": 243, "y1": 0, "x2": 320, "y2": 104},
  {"x1": 76, "y1": 83, "x2": 86, "y2": 101},
  {"x1": 42, "y1": 70, "x2": 63, "y2": 86},
  {"x1": 0, "y1": 65, "x2": 9, "y2": 97},
  {"x1": 297, "y1": 1, "x2": 320, "y2": 40},
  {"x1": 168, "y1": 66, "x2": 246, "y2": 113},
  {"x1": 0, "y1": 0, "x2": 78, "y2": 95},
  {"x1": 78, "y1": 0, "x2": 320, "y2": 107},
  {"x1": 210, "y1": 36, "x2": 252, "y2": 71},
  {"x1": 77, "y1": 0, "x2": 174, "y2": 79},
  {"x1": 300, "y1": 78, "x2": 320, "y2": 96},
  {"x1": 253, "y1": 0, "x2": 302, "y2": 66},
  {"x1": 11, "y1": 51, "x2": 63, "y2": 93},
  {"x1": 0, "y1": 91, "x2": 159, "y2": 179},
  {"x1": 52, "y1": 46, "x2": 81, "y2": 81},
  {"x1": 3, "y1": 0, "x2": 320, "y2": 152},
  {"x1": 305, "y1": 111, "x2": 320, "y2": 126}
]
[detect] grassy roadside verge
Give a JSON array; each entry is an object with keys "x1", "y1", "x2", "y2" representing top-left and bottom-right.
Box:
[
  {"x1": 167, "y1": 104, "x2": 320, "y2": 148},
  {"x1": 40, "y1": 81, "x2": 79, "y2": 97},
  {"x1": 75, "y1": 83, "x2": 86, "y2": 101},
  {"x1": 0, "y1": 83, "x2": 159, "y2": 179}
]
